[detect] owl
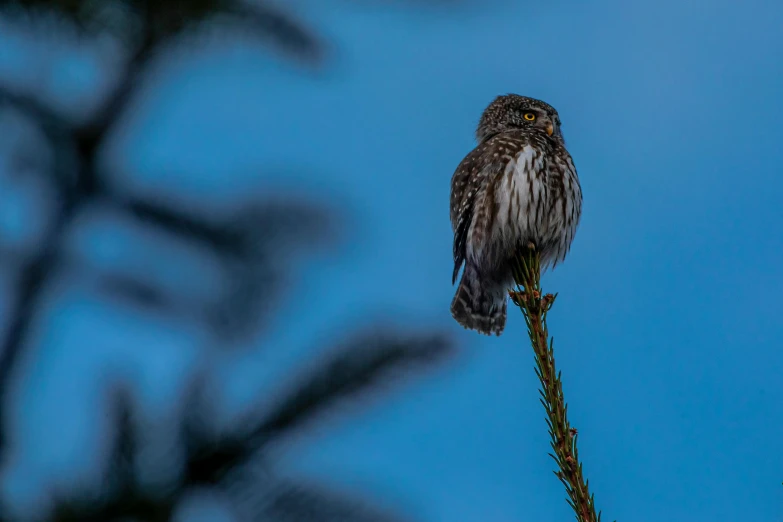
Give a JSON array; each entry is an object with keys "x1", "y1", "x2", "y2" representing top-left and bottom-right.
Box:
[{"x1": 450, "y1": 94, "x2": 582, "y2": 336}]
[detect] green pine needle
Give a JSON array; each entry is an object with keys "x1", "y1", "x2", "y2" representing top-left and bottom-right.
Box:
[{"x1": 509, "y1": 247, "x2": 606, "y2": 522}]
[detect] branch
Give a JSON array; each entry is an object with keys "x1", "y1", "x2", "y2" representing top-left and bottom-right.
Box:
[
  {"x1": 223, "y1": 1, "x2": 325, "y2": 65},
  {"x1": 0, "y1": 27, "x2": 157, "y2": 459},
  {"x1": 258, "y1": 330, "x2": 451, "y2": 440},
  {"x1": 186, "y1": 330, "x2": 452, "y2": 484},
  {"x1": 509, "y1": 248, "x2": 604, "y2": 522},
  {"x1": 45, "y1": 330, "x2": 452, "y2": 521},
  {"x1": 49, "y1": 390, "x2": 174, "y2": 522}
]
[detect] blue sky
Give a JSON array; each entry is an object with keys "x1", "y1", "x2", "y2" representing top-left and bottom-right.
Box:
[{"x1": 1, "y1": 0, "x2": 783, "y2": 520}]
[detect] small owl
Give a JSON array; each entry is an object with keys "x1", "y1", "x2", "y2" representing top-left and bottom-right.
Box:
[{"x1": 450, "y1": 94, "x2": 582, "y2": 336}]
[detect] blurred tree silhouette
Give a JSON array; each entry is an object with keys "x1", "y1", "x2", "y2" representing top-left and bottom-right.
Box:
[{"x1": 0, "y1": 1, "x2": 456, "y2": 520}]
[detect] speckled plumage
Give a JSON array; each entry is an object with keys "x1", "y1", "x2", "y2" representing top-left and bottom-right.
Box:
[{"x1": 450, "y1": 94, "x2": 582, "y2": 336}]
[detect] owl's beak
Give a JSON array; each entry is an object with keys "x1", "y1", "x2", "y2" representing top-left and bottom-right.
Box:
[{"x1": 545, "y1": 122, "x2": 554, "y2": 136}]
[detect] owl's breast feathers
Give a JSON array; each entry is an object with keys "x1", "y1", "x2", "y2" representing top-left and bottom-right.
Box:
[{"x1": 450, "y1": 131, "x2": 581, "y2": 280}]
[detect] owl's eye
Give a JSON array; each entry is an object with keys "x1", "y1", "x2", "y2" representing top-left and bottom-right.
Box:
[{"x1": 523, "y1": 113, "x2": 536, "y2": 121}]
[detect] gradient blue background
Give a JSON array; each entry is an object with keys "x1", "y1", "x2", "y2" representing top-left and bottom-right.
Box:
[{"x1": 1, "y1": 0, "x2": 782, "y2": 520}]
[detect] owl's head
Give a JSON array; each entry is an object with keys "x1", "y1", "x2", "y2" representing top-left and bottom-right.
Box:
[{"x1": 476, "y1": 94, "x2": 563, "y2": 143}]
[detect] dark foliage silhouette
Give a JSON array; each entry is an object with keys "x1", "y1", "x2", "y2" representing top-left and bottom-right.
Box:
[{"x1": 0, "y1": 2, "x2": 456, "y2": 520}]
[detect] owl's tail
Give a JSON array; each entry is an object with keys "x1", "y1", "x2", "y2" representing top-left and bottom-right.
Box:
[{"x1": 450, "y1": 264, "x2": 507, "y2": 336}]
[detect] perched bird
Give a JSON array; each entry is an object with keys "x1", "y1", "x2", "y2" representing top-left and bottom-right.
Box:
[{"x1": 449, "y1": 94, "x2": 582, "y2": 336}]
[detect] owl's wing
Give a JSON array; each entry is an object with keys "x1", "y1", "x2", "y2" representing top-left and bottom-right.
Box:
[
  {"x1": 452, "y1": 202, "x2": 472, "y2": 285},
  {"x1": 450, "y1": 147, "x2": 485, "y2": 284}
]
